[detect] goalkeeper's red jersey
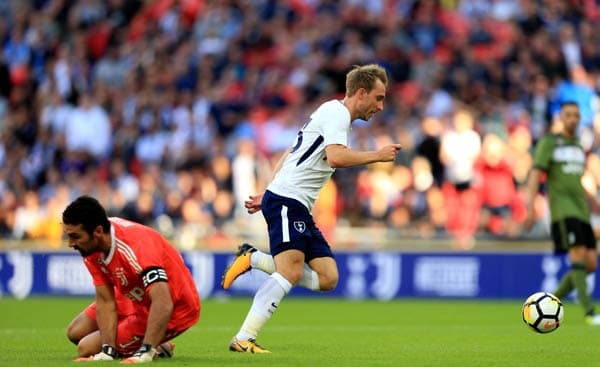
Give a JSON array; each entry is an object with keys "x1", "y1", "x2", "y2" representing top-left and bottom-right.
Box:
[{"x1": 83, "y1": 217, "x2": 200, "y2": 331}]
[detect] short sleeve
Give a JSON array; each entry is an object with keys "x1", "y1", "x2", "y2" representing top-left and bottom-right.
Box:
[
  {"x1": 131, "y1": 229, "x2": 167, "y2": 270},
  {"x1": 84, "y1": 257, "x2": 112, "y2": 287},
  {"x1": 533, "y1": 136, "x2": 554, "y2": 172},
  {"x1": 321, "y1": 103, "x2": 350, "y2": 147}
]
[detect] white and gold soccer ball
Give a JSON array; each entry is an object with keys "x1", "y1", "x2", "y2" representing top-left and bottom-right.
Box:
[{"x1": 522, "y1": 292, "x2": 564, "y2": 333}]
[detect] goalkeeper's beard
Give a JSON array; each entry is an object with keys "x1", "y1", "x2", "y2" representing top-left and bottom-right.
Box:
[{"x1": 74, "y1": 246, "x2": 92, "y2": 257}]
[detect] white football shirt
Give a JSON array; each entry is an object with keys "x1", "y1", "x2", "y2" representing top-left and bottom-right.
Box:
[{"x1": 267, "y1": 99, "x2": 351, "y2": 211}]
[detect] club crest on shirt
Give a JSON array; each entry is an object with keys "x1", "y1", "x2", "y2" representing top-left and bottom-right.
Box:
[
  {"x1": 114, "y1": 267, "x2": 128, "y2": 286},
  {"x1": 293, "y1": 221, "x2": 306, "y2": 233}
]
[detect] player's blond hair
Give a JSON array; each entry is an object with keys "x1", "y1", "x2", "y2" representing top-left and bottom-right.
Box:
[{"x1": 345, "y1": 64, "x2": 388, "y2": 97}]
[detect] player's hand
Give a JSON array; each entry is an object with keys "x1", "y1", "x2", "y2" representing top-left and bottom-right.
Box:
[
  {"x1": 74, "y1": 344, "x2": 117, "y2": 362},
  {"x1": 376, "y1": 144, "x2": 402, "y2": 162},
  {"x1": 244, "y1": 194, "x2": 263, "y2": 214},
  {"x1": 121, "y1": 344, "x2": 156, "y2": 364}
]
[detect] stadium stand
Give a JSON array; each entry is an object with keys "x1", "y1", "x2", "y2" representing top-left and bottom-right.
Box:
[{"x1": 0, "y1": 0, "x2": 599, "y2": 250}]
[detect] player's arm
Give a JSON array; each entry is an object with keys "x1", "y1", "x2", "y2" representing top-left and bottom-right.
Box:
[
  {"x1": 95, "y1": 284, "x2": 118, "y2": 347},
  {"x1": 524, "y1": 167, "x2": 543, "y2": 230},
  {"x1": 325, "y1": 144, "x2": 401, "y2": 168},
  {"x1": 142, "y1": 281, "x2": 173, "y2": 346},
  {"x1": 524, "y1": 136, "x2": 553, "y2": 230},
  {"x1": 75, "y1": 285, "x2": 120, "y2": 361},
  {"x1": 123, "y1": 267, "x2": 172, "y2": 363}
]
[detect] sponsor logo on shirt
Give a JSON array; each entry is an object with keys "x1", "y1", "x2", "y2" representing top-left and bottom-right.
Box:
[{"x1": 553, "y1": 146, "x2": 585, "y2": 163}]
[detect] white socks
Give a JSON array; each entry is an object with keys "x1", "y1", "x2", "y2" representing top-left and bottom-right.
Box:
[
  {"x1": 250, "y1": 250, "x2": 276, "y2": 274},
  {"x1": 250, "y1": 249, "x2": 320, "y2": 291},
  {"x1": 237, "y1": 272, "x2": 292, "y2": 341},
  {"x1": 298, "y1": 263, "x2": 320, "y2": 290}
]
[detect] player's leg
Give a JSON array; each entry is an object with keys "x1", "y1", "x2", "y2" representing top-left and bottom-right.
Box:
[
  {"x1": 222, "y1": 242, "x2": 326, "y2": 290},
  {"x1": 552, "y1": 219, "x2": 577, "y2": 300},
  {"x1": 114, "y1": 314, "x2": 145, "y2": 357},
  {"x1": 303, "y1": 223, "x2": 338, "y2": 291},
  {"x1": 75, "y1": 330, "x2": 102, "y2": 357},
  {"x1": 153, "y1": 305, "x2": 201, "y2": 359},
  {"x1": 583, "y1": 247, "x2": 600, "y2": 325},
  {"x1": 565, "y1": 245, "x2": 592, "y2": 310},
  {"x1": 230, "y1": 191, "x2": 311, "y2": 353},
  {"x1": 554, "y1": 218, "x2": 599, "y2": 323},
  {"x1": 568, "y1": 244, "x2": 600, "y2": 325},
  {"x1": 306, "y1": 256, "x2": 338, "y2": 291},
  {"x1": 221, "y1": 243, "x2": 275, "y2": 289},
  {"x1": 224, "y1": 217, "x2": 336, "y2": 292},
  {"x1": 231, "y1": 218, "x2": 334, "y2": 347},
  {"x1": 582, "y1": 223, "x2": 600, "y2": 325},
  {"x1": 66, "y1": 304, "x2": 98, "y2": 345},
  {"x1": 73, "y1": 313, "x2": 143, "y2": 358},
  {"x1": 273, "y1": 248, "x2": 305, "y2": 284},
  {"x1": 230, "y1": 248, "x2": 299, "y2": 353},
  {"x1": 223, "y1": 190, "x2": 316, "y2": 291}
]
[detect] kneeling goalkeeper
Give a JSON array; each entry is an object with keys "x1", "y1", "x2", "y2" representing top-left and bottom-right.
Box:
[{"x1": 62, "y1": 196, "x2": 200, "y2": 363}]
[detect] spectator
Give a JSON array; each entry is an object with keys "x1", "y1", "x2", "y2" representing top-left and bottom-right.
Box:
[
  {"x1": 12, "y1": 190, "x2": 43, "y2": 240},
  {"x1": 64, "y1": 92, "x2": 111, "y2": 159},
  {"x1": 1, "y1": 0, "x2": 600, "y2": 249},
  {"x1": 475, "y1": 133, "x2": 525, "y2": 237},
  {"x1": 440, "y1": 108, "x2": 481, "y2": 248},
  {"x1": 416, "y1": 116, "x2": 445, "y2": 187}
]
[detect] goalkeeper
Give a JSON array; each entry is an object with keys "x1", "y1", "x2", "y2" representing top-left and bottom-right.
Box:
[{"x1": 62, "y1": 196, "x2": 201, "y2": 363}]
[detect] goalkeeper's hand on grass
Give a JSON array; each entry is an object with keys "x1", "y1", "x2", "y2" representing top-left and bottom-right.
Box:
[
  {"x1": 74, "y1": 344, "x2": 117, "y2": 362},
  {"x1": 121, "y1": 343, "x2": 157, "y2": 364}
]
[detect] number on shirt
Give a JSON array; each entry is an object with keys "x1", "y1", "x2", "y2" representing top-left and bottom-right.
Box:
[
  {"x1": 291, "y1": 131, "x2": 303, "y2": 153},
  {"x1": 289, "y1": 119, "x2": 323, "y2": 166},
  {"x1": 290, "y1": 119, "x2": 314, "y2": 154}
]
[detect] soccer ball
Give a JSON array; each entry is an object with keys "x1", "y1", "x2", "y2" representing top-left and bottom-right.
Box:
[{"x1": 522, "y1": 292, "x2": 564, "y2": 333}]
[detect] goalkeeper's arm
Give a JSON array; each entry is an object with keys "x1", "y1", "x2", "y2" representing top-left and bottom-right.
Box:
[
  {"x1": 141, "y1": 281, "x2": 173, "y2": 347},
  {"x1": 123, "y1": 268, "x2": 173, "y2": 363},
  {"x1": 74, "y1": 285, "x2": 118, "y2": 362},
  {"x1": 95, "y1": 284, "x2": 118, "y2": 348}
]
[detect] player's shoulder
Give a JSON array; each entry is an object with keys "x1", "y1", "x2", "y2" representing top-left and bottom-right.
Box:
[
  {"x1": 110, "y1": 217, "x2": 159, "y2": 244},
  {"x1": 313, "y1": 99, "x2": 348, "y2": 117},
  {"x1": 537, "y1": 133, "x2": 558, "y2": 146},
  {"x1": 309, "y1": 99, "x2": 350, "y2": 127},
  {"x1": 109, "y1": 217, "x2": 139, "y2": 229},
  {"x1": 319, "y1": 99, "x2": 345, "y2": 109}
]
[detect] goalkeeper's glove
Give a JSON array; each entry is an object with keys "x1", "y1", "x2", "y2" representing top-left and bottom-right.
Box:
[
  {"x1": 74, "y1": 344, "x2": 117, "y2": 362},
  {"x1": 121, "y1": 343, "x2": 157, "y2": 364}
]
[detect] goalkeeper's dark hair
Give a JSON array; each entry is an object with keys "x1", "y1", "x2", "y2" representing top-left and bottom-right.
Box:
[{"x1": 62, "y1": 195, "x2": 110, "y2": 235}]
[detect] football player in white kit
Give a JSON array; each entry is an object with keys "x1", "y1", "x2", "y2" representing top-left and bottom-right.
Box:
[{"x1": 222, "y1": 64, "x2": 402, "y2": 353}]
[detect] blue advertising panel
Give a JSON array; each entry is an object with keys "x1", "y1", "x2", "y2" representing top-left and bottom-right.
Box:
[{"x1": 0, "y1": 251, "x2": 594, "y2": 300}]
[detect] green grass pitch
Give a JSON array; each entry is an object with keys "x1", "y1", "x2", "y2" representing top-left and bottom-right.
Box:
[{"x1": 0, "y1": 297, "x2": 597, "y2": 366}]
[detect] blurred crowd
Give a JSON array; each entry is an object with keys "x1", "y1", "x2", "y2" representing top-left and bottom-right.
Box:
[{"x1": 1, "y1": 0, "x2": 600, "y2": 250}]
